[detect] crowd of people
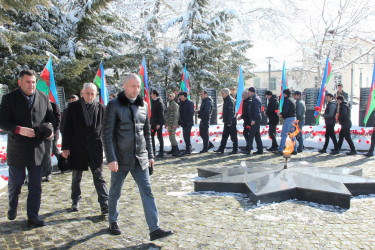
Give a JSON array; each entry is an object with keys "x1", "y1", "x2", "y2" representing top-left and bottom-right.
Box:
[{"x1": 0, "y1": 69, "x2": 374, "y2": 242}]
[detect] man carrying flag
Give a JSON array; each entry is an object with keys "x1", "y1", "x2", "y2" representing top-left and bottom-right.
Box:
[{"x1": 363, "y1": 59, "x2": 375, "y2": 156}]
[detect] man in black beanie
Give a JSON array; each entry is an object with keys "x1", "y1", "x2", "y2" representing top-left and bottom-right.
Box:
[{"x1": 265, "y1": 90, "x2": 279, "y2": 151}]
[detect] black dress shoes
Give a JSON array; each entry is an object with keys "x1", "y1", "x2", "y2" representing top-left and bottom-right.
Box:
[
  {"x1": 253, "y1": 151, "x2": 263, "y2": 155},
  {"x1": 7, "y1": 209, "x2": 17, "y2": 220},
  {"x1": 150, "y1": 228, "x2": 174, "y2": 241},
  {"x1": 213, "y1": 149, "x2": 224, "y2": 154},
  {"x1": 228, "y1": 150, "x2": 238, "y2": 155},
  {"x1": 101, "y1": 204, "x2": 109, "y2": 215},
  {"x1": 71, "y1": 202, "x2": 79, "y2": 212},
  {"x1": 364, "y1": 151, "x2": 374, "y2": 156},
  {"x1": 109, "y1": 222, "x2": 122, "y2": 235},
  {"x1": 28, "y1": 216, "x2": 45, "y2": 227}
]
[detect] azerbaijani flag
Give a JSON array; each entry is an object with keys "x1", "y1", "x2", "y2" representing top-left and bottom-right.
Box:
[
  {"x1": 363, "y1": 59, "x2": 375, "y2": 126},
  {"x1": 235, "y1": 65, "x2": 245, "y2": 115},
  {"x1": 93, "y1": 61, "x2": 109, "y2": 105},
  {"x1": 314, "y1": 56, "x2": 332, "y2": 124},
  {"x1": 139, "y1": 57, "x2": 151, "y2": 118},
  {"x1": 36, "y1": 58, "x2": 59, "y2": 105},
  {"x1": 181, "y1": 64, "x2": 190, "y2": 99},
  {"x1": 279, "y1": 61, "x2": 287, "y2": 112}
]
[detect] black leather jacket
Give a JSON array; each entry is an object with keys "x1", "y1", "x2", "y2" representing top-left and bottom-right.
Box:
[
  {"x1": 198, "y1": 97, "x2": 213, "y2": 123},
  {"x1": 222, "y1": 95, "x2": 236, "y2": 126},
  {"x1": 102, "y1": 91, "x2": 153, "y2": 171}
]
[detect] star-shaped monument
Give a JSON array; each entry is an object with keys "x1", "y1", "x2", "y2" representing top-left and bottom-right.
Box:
[{"x1": 194, "y1": 162, "x2": 375, "y2": 209}]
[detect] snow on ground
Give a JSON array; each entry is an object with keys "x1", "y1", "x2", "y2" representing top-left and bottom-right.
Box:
[{"x1": 0, "y1": 105, "x2": 373, "y2": 190}]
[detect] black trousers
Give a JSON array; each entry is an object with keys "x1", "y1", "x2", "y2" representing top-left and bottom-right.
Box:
[
  {"x1": 219, "y1": 123, "x2": 238, "y2": 151},
  {"x1": 323, "y1": 124, "x2": 338, "y2": 150},
  {"x1": 199, "y1": 120, "x2": 210, "y2": 150},
  {"x1": 243, "y1": 125, "x2": 252, "y2": 150},
  {"x1": 71, "y1": 166, "x2": 108, "y2": 206},
  {"x1": 338, "y1": 126, "x2": 355, "y2": 151},
  {"x1": 42, "y1": 139, "x2": 53, "y2": 178},
  {"x1": 248, "y1": 121, "x2": 263, "y2": 152},
  {"x1": 151, "y1": 126, "x2": 164, "y2": 155},
  {"x1": 8, "y1": 165, "x2": 43, "y2": 219},
  {"x1": 182, "y1": 126, "x2": 192, "y2": 150},
  {"x1": 369, "y1": 132, "x2": 375, "y2": 153},
  {"x1": 268, "y1": 124, "x2": 278, "y2": 148}
]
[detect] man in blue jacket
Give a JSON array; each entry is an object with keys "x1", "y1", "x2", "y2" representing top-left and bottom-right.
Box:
[
  {"x1": 246, "y1": 87, "x2": 263, "y2": 154},
  {"x1": 275, "y1": 89, "x2": 297, "y2": 154},
  {"x1": 178, "y1": 92, "x2": 195, "y2": 155}
]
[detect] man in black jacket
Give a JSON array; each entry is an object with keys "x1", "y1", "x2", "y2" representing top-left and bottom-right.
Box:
[
  {"x1": 265, "y1": 91, "x2": 279, "y2": 151},
  {"x1": 62, "y1": 83, "x2": 108, "y2": 214},
  {"x1": 102, "y1": 73, "x2": 173, "y2": 240},
  {"x1": 214, "y1": 88, "x2": 238, "y2": 154},
  {"x1": 365, "y1": 122, "x2": 375, "y2": 156},
  {"x1": 294, "y1": 91, "x2": 305, "y2": 153},
  {"x1": 239, "y1": 91, "x2": 252, "y2": 154},
  {"x1": 178, "y1": 91, "x2": 195, "y2": 155},
  {"x1": 0, "y1": 69, "x2": 54, "y2": 227},
  {"x1": 196, "y1": 90, "x2": 214, "y2": 153},
  {"x1": 336, "y1": 96, "x2": 356, "y2": 155},
  {"x1": 150, "y1": 89, "x2": 165, "y2": 158},
  {"x1": 318, "y1": 93, "x2": 339, "y2": 154},
  {"x1": 276, "y1": 89, "x2": 297, "y2": 154},
  {"x1": 247, "y1": 87, "x2": 263, "y2": 154}
]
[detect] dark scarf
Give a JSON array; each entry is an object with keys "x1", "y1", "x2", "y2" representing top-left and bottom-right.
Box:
[
  {"x1": 117, "y1": 91, "x2": 144, "y2": 107},
  {"x1": 80, "y1": 98, "x2": 96, "y2": 127}
]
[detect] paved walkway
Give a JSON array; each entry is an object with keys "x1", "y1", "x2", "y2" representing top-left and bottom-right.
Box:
[{"x1": 1, "y1": 150, "x2": 375, "y2": 249}]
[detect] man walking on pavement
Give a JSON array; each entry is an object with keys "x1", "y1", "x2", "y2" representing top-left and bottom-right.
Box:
[
  {"x1": 265, "y1": 91, "x2": 279, "y2": 151},
  {"x1": 246, "y1": 87, "x2": 263, "y2": 154},
  {"x1": 102, "y1": 73, "x2": 173, "y2": 241},
  {"x1": 318, "y1": 93, "x2": 339, "y2": 154},
  {"x1": 214, "y1": 88, "x2": 238, "y2": 154},
  {"x1": 336, "y1": 96, "x2": 357, "y2": 155},
  {"x1": 178, "y1": 91, "x2": 194, "y2": 155},
  {"x1": 150, "y1": 89, "x2": 165, "y2": 158},
  {"x1": 238, "y1": 91, "x2": 252, "y2": 154},
  {"x1": 196, "y1": 89, "x2": 214, "y2": 153},
  {"x1": 0, "y1": 69, "x2": 54, "y2": 227}
]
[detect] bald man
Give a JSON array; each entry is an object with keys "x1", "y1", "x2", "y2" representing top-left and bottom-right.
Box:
[{"x1": 102, "y1": 73, "x2": 173, "y2": 241}]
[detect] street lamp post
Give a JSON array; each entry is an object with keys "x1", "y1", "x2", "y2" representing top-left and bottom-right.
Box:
[{"x1": 266, "y1": 57, "x2": 273, "y2": 90}]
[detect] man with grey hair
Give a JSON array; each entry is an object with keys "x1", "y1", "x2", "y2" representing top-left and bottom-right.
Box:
[
  {"x1": 62, "y1": 82, "x2": 109, "y2": 214},
  {"x1": 102, "y1": 73, "x2": 173, "y2": 241},
  {"x1": 214, "y1": 88, "x2": 238, "y2": 154}
]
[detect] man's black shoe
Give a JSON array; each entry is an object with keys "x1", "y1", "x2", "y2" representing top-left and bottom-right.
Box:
[
  {"x1": 208, "y1": 142, "x2": 215, "y2": 150},
  {"x1": 199, "y1": 149, "x2": 208, "y2": 154},
  {"x1": 183, "y1": 150, "x2": 191, "y2": 155},
  {"x1": 364, "y1": 151, "x2": 374, "y2": 156},
  {"x1": 101, "y1": 204, "x2": 108, "y2": 215},
  {"x1": 318, "y1": 149, "x2": 326, "y2": 153},
  {"x1": 330, "y1": 150, "x2": 339, "y2": 155},
  {"x1": 228, "y1": 150, "x2": 238, "y2": 155},
  {"x1": 109, "y1": 222, "x2": 122, "y2": 235},
  {"x1": 297, "y1": 149, "x2": 303, "y2": 153},
  {"x1": 266, "y1": 147, "x2": 278, "y2": 152},
  {"x1": 150, "y1": 228, "x2": 173, "y2": 241},
  {"x1": 253, "y1": 151, "x2": 263, "y2": 155},
  {"x1": 7, "y1": 209, "x2": 17, "y2": 221},
  {"x1": 240, "y1": 149, "x2": 250, "y2": 155},
  {"x1": 292, "y1": 151, "x2": 297, "y2": 155},
  {"x1": 71, "y1": 203, "x2": 79, "y2": 212},
  {"x1": 213, "y1": 149, "x2": 224, "y2": 154},
  {"x1": 346, "y1": 150, "x2": 357, "y2": 155},
  {"x1": 28, "y1": 216, "x2": 45, "y2": 227},
  {"x1": 273, "y1": 151, "x2": 283, "y2": 155},
  {"x1": 156, "y1": 152, "x2": 164, "y2": 158}
]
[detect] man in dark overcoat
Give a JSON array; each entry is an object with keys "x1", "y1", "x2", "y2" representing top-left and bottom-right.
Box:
[
  {"x1": 0, "y1": 69, "x2": 54, "y2": 227},
  {"x1": 265, "y1": 91, "x2": 279, "y2": 151},
  {"x1": 196, "y1": 89, "x2": 214, "y2": 153},
  {"x1": 61, "y1": 83, "x2": 108, "y2": 214}
]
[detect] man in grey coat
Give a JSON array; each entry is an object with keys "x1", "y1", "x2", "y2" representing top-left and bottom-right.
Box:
[{"x1": 102, "y1": 73, "x2": 173, "y2": 241}]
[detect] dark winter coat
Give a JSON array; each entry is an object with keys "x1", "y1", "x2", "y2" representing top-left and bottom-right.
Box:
[
  {"x1": 265, "y1": 95, "x2": 279, "y2": 125},
  {"x1": 198, "y1": 97, "x2": 213, "y2": 123},
  {"x1": 338, "y1": 101, "x2": 351, "y2": 128},
  {"x1": 296, "y1": 99, "x2": 306, "y2": 122},
  {"x1": 280, "y1": 97, "x2": 296, "y2": 119},
  {"x1": 0, "y1": 88, "x2": 54, "y2": 167},
  {"x1": 222, "y1": 95, "x2": 236, "y2": 126},
  {"x1": 241, "y1": 97, "x2": 251, "y2": 126},
  {"x1": 248, "y1": 93, "x2": 262, "y2": 122},
  {"x1": 179, "y1": 98, "x2": 194, "y2": 127},
  {"x1": 102, "y1": 92, "x2": 153, "y2": 171},
  {"x1": 322, "y1": 101, "x2": 337, "y2": 125},
  {"x1": 62, "y1": 99, "x2": 105, "y2": 171},
  {"x1": 334, "y1": 91, "x2": 349, "y2": 102},
  {"x1": 151, "y1": 97, "x2": 165, "y2": 127}
]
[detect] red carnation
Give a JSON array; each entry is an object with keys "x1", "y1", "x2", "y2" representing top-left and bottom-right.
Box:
[
  {"x1": 261, "y1": 106, "x2": 264, "y2": 112},
  {"x1": 315, "y1": 106, "x2": 321, "y2": 112},
  {"x1": 275, "y1": 109, "x2": 279, "y2": 113}
]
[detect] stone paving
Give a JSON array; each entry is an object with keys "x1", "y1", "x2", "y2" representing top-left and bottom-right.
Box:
[{"x1": 1, "y1": 150, "x2": 375, "y2": 249}]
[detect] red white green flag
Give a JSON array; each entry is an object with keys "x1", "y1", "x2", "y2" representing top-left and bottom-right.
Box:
[
  {"x1": 36, "y1": 58, "x2": 59, "y2": 105},
  {"x1": 139, "y1": 57, "x2": 151, "y2": 118}
]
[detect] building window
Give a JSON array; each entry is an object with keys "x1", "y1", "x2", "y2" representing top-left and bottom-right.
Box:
[
  {"x1": 253, "y1": 78, "x2": 260, "y2": 88},
  {"x1": 334, "y1": 75, "x2": 342, "y2": 86},
  {"x1": 270, "y1": 77, "x2": 276, "y2": 90}
]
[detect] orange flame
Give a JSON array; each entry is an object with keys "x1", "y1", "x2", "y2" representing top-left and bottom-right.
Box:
[{"x1": 283, "y1": 120, "x2": 301, "y2": 156}]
